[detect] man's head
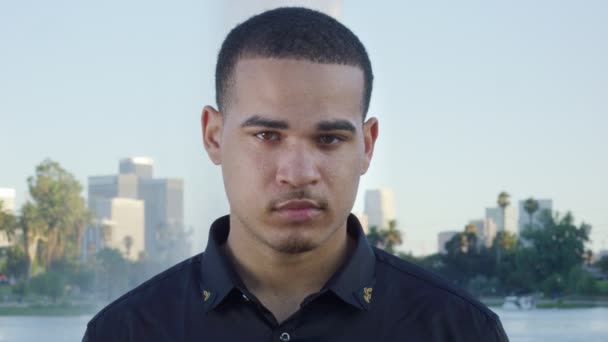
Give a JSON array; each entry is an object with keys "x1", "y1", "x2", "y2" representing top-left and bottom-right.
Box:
[
  {"x1": 202, "y1": 7, "x2": 378, "y2": 255},
  {"x1": 215, "y1": 7, "x2": 374, "y2": 118}
]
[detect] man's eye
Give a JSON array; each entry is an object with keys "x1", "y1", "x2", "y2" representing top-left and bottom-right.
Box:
[
  {"x1": 255, "y1": 132, "x2": 280, "y2": 141},
  {"x1": 318, "y1": 135, "x2": 342, "y2": 145}
]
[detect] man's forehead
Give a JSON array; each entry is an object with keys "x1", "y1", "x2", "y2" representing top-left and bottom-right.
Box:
[
  {"x1": 232, "y1": 58, "x2": 364, "y2": 100},
  {"x1": 230, "y1": 57, "x2": 364, "y2": 96},
  {"x1": 226, "y1": 58, "x2": 365, "y2": 121}
]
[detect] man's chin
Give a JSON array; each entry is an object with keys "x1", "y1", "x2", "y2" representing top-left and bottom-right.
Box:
[{"x1": 269, "y1": 237, "x2": 318, "y2": 254}]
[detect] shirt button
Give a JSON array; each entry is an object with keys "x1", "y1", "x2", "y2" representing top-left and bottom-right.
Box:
[{"x1": 279, "y1": 332, "x2": 291, "y2": 341}]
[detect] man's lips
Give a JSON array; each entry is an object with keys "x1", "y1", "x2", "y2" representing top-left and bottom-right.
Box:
[
  {"x1": 274, "y1": 199, "x2": 322, "y2": 211},
  {"x1": 273, "y1": 200, "x2": 323, "y2": 221}
]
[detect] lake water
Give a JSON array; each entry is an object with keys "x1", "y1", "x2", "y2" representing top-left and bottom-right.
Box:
[
  {"x1": 495, "y1": 308, "x2": 608, "y2": 342},
  {"x1": 0, "y1": 308, "x2": 607, "y2": 341}
]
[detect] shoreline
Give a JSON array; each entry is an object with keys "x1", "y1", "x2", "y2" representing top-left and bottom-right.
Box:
[
  {"x1": 0, "y1": 303, "x2": 100, "y2": 316},
  {"x1": 481, "y1": 296, "x2": 608, "y2": 309},
  {"x1": 1, "y1": 299, "x2": 608, "y2": 316}
]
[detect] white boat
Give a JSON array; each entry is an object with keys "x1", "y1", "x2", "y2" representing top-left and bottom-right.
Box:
[{"x1": 502, "y1": 295, "x2": 536, "y2": 310}]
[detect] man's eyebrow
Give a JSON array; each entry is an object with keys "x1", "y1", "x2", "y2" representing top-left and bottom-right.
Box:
[
  {"x1": 240, "y1": 115, "x2": 289, "y2": 129},
  {"x1": 316, "y1": 120, "x2": 357, "y2": 133}
]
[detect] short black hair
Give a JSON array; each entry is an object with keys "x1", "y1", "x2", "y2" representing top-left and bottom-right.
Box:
[{"x1": 215, "y1": 7, "x2": 373, "y2": 118}]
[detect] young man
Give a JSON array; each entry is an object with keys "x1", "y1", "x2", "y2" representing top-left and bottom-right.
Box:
[{"x1": 83, "y1": 7, "x2": 508, "y2": 341}]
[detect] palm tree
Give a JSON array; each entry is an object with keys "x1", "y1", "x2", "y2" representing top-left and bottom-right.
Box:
[
  {"x1": 464, "y1": 223, "x2": 479, "y2": 253},
  {"x1": 523, "y1": 197, "x2": 539, "y2": 230},
  {"x1": 496, "y1": 191, "x2": 511, "y2": 266},
  {"x1": 366, "y1": 226, "x2": 384, "y2": 249},
  {"x1": 20, "y1": 202, "x2": 46, "y2": 278},
  {"x1": 497, "y1": 192, "x2": 511, "y2": 228},
  {"x1": 0, "y1": 201, "x2": 17, "y2": 244},
  {"x1": 381, "y1": 220, "x2": 403, "y2": 254},
  {"x1": 26, "y1": 160, "x2": 91, "y2": 270}
]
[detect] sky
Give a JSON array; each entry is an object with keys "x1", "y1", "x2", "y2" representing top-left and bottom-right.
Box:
[{"x1": 1, "y1": 0, "x2": 607, "y2": 256}]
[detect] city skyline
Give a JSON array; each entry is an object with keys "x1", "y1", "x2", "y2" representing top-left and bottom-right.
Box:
[
  {"x1": 1, "y1": 0, "x2": 607, "y2": 255},
  {"x1": 3, "y1": 162, "x2": 604, "y2": 256},
  {"x1": 364, "y1": 188, "x2": 396, "y2": 231},
  {"x1": 86, "y1": 157, "x2": 188, "y2": 265}
]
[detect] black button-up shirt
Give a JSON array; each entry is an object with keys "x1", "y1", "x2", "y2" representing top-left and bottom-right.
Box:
[{"x1": 83, "y1": 215, "x2": 509, "y2": 341}]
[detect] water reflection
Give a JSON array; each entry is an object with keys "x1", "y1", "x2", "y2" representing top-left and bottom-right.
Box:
[
  {"x1": 0, "y1": 315, "x2": 90, "y2": 342},
  {"x1": 1, "y1": 309, "x2": 607, "y2": 341},
  {"x1": 495, "y1": 308, "x2": 608, "y2": 342}
]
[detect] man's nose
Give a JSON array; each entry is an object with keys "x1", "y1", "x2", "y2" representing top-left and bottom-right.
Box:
[{"x1": 275, "y1": 144, "x2": 321, "y2": 188}]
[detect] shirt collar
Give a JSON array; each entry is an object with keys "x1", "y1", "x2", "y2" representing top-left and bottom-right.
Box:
[
  {"x1": 323, "y1": 214, "x2": 376, "y2": 311},
  {"x1": 198, "y1": 214, "x2": 376, "y2": 312},
  {"x1": 199, "y1": 215, "x2": 242, "y2": 312}
]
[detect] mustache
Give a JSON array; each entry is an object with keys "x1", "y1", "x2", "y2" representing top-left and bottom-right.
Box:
[{"x1": 268, "y1": 190, "x2": 329, "y2": 210}]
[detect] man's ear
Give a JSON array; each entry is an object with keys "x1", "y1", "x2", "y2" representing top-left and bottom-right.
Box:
[
  {"x1": 361, "y1": 117, "x2": 379, "y2": 175},
  {"x1": 201, "y1": 105, "x2": 223, "y2": 165}
]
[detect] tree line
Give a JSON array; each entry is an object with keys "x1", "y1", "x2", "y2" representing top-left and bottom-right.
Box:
[
  {"x1": 367, "y1": 193, "x2": 608, "y2": 298},
  {"x1": 0, "y1": 160, "x2": 151, "y2": 303}
]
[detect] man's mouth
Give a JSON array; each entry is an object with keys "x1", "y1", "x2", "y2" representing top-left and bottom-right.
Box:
[{"x1": 273, "y1": 200, "x2": 323, "y2": 222}]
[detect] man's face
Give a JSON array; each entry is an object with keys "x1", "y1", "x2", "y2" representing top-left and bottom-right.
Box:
[{"x1": 203, "y1": 58, "x2": 378, "y2": 254}]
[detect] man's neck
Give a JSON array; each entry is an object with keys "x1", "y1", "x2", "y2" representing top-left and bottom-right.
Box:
[{"x1": 223, "y1": 219, "x2": 353, "y2": 323}]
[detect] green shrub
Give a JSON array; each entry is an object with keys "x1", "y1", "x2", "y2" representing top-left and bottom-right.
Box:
[
  {"x1": 595, "y1": 280, "x2": 608, "y2": 295},
  {"x1": 29, "y1": 271, "x2": 65, "y2": 303}
]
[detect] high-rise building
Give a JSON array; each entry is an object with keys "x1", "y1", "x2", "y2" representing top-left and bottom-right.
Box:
[
  {"x1": 438, "y1": 231, "x2": 459, "y2": 254},
  {"x1": 364, "y1": 188, "x2": 396, "y2": 230},
  {"x1": 86, "y1": 158, "x2": 188, "y2": 264},
  {"x1": 485, "y1": 205, "x2": 517, "y2": 235},
  {"x1": 353, "y1": 212, "x2": 369, "y2": 234},
  {"x1": 468, "y1": 219, "x2": 486, "y2": 248},
  {"x1": 468, "y1": 218, "x2": 497, "y2": 248},
  {"x1": 82, "y1": 198, "x2": 145, "y2": 262},
  {"x1": 119, "y1": 157, "x2": 154, "y2": 179},
  {"x1": 0, "y1": 188, "x2": 16, "y2": 247},
  {"x1": 82, "y1": 218, "x2": 112, "y2": 262},
  {"x1": 484, "y1": 218, "x2": 498, "y2": 247},
  {"x1": 88, "y1": 174, "x2": 138, "y2": 207},
  {"x1": 0, "y1": 188, "x2": 16, "y2": 213},
  {"x1": 518, "y1": 199, "x2": 553, "y2": 233},
  {"x1": 138, "y1": 178, "x2": 185, "y2": 262}
]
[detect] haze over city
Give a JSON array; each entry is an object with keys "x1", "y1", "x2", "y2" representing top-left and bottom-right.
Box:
[{"x1": 1, "y1": 0, "x2": 607, "y2": 256}]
